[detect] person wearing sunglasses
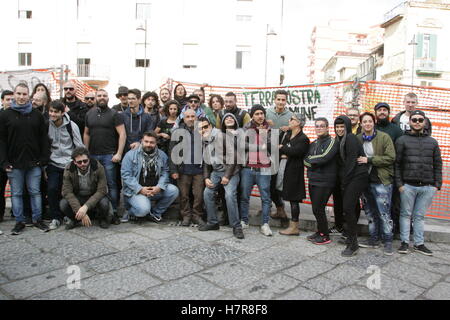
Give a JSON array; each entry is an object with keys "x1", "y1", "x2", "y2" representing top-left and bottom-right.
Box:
[
  {"x1": 395, "y1": 110, "x2": 442, "y2": 256},
  {"x1": 62, "y1": 81, "x2": 88, "y2": 135},
  {"x1": 60, "y1": 147, "x2": 112, "y2": 230},
  {"x1": 176, "y1": 94, "x2": 206, "y2": 128},
  {"x1": 84, "y1": 92, "x2": 96, "y2": 110}
]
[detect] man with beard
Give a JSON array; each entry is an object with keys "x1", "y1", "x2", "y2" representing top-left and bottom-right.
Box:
[
  {"x1": 159, "y1": 88, "x2": 171, "y2": 106},
  {"x1": 216, "y1": 92, "x2": 251, "y2": 129},
  {"x1": 84, "y1": 92, "x2": 96, "y2": 110},
  {"x1": 60, "y1": 147, "x2": 112, "y2": 230},
  {"x1": 62, "y1": 81, "x2": 88, "y2": 135},
  {"x1": 121, "y1": 131, "x2": 178, "y2": 222},
  {"x1": 112, "y1": 86, "x2": 129, "y2": 113},
  {"x1": 84, "y1": 89, "x2": 126, "y2": 223},
  {"x1": 32, "y1": 91, "x2": 49, "y2": 121},
  {"x1": 395, "y1": 110, "x2": 442, "y2": 256}
]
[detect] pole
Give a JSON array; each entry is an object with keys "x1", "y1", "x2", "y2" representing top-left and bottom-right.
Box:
[
  {"x1": 411, "y1": 42, "x2": 415, "y2": 87},
  {"x1": 264, "y1": 24, "x2": 269, "y2": 87},
  {"x1": 59, "y1": 64, "x2": 64, "y2": 99},
  {"x1": 144, "y1": 19, "x2": 147, "y2": 92}
]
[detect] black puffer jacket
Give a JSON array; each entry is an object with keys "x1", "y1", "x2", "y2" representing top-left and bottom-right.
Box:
[
  {"x1": 392, "y1": 110, "x2": 432, "y2": 136},
  {"x1": 304, "y1": 134, "x2": 339, "y2": 188},
  {"x1": 394, "y1": 130, "x2": 442, "y2": 189},
  {"x1": 63, "y1": 97, "x2": 88, "y2": 135}
]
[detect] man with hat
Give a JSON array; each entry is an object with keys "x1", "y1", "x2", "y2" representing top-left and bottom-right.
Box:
[
  {"x1": 176, "y1": 94, "x2": 206, "y2": 126},
  {"x1": 113, "y1": 86, "x2": 129, "y2": 113},
  {"x1": 374, "y1": 102, "x2": 403, "y2": 143},
  {"x1": 395, "y1": 110, "x2": 442, "y2": 256}
]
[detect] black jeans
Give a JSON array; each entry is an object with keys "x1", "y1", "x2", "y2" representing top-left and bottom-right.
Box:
[
  {"x1": 60, "y1": 196, "x2": 110, "y2": 222},
  {"x1": 270, "y1": 174, "x2": 284, "y2": 208},
  {"x1": 342, "y1": 177, "x2": 368, "y2": 238},
  {"x1": 290, "y1": 201, "x2": 300, "y2": 222},
  {"x1": 333, "y1": 184, "x2": 361, "y2": 230},
  {"x1": 46, "y1": 165, "x2": 65, "y2": 221},
  {"x1": 310, "y1": 185, "x2": 333, "y2": 235},
  {"x1": 0, "y1": 169, "x2": 8, "y2": 220}
]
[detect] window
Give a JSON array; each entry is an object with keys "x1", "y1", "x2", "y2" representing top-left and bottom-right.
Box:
[
  {"x1": 18, "y1": 42, "x2": 32, "y2": 66},
  {"x1": 182, "y1": 44, "x2": 199, "y2": 69},
  {"x1": 236, "y1": 15, "x2": 252, "y2": 22},
  {"x1": 236, "y1": 46, "x2": 251, "y2": 69},
  {"x1": 420, "y1": 81, "x2": 433, "y2": 87},
  {"x1": 136, "y1": 3, "x2": 151, "y2": 19},
  {"x1": 77, "y1": 58, "x2": 91, "y2": 77},
  {"x1": 135, "y1": 43, "x2": 149, "y2": 68},
  {"x1": 416, "y1": 33, "x2": 437, "y2": 60},
  {"x1": 18, "y1": 0, "x2": 32, "y2": 19}
]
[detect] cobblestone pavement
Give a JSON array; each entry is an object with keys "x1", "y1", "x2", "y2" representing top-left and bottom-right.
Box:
[{"x1": 0, "y1": 216, "x2": 449, "y2": 300}]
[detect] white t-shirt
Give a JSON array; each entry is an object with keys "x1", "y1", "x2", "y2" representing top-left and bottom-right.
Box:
[{"x1": 399, "y1": 113, "x2": 410, "y2": 132}]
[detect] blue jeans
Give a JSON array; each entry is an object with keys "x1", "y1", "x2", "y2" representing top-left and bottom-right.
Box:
[
  {"x1": 7, "y1": 167, "x2": 42, "y2": 223},
  {"x1": 125, "y1": 184, "x2": 179, "y2": 218},
  {"x1": 46, "y1": 165, "x2": 65, "y2": 221},
  {"x1": 240, "y1": 167, "x2": 271, "y2": 225},
  {"x1": 363, "y1": 183, "x2": 393, "y2": 243},
  {"x1": 400, "y1": 184, "x2": 436, "y2": 245},
  {"x1": 91, "y1": 154, "x2": 119, "y2": 211},
  {"x1": 204, "y1": 171, "x2": 240, "y2": 228}
]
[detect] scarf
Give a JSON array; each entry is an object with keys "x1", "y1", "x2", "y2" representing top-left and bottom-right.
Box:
[
  {"x1": 11, "y1": 99, "x2": 32, "y2": 115},
  {"x1": 141, "y1": 145, "x2": 160, "y2": 181},
  {"x1": 362, "y1": 130, "x2": 377, "y2": 142}
]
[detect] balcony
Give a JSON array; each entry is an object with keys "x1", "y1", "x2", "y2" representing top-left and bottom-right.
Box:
[
  {"x1": 416, "y1": 60, "x2": 443, "y2": 76},
  {"x1": 381, "y1": 1, "x2": 406, "y2": 28},
  {"x1": 71, "y1": 64, "x2": 110, "y2": 87}
]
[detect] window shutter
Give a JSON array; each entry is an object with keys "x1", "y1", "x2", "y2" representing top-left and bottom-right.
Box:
[
  {"x1": 430, "y1": 34, "x2": 437, "y2": 60},
  {"x1": 416, "y1": 33, "x2": 423, "y2": 59}
]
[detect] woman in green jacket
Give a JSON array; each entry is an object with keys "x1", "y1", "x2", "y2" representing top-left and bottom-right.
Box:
[{"x1": 357, "y1": 112, "x2": 396, "y2": 256}]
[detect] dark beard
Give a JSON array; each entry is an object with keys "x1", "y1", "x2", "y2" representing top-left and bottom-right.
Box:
[
  {"x1": 144, "y1": 147, "x2": 155, "y2": 154},
  {"x1": 377, "y1": 117, "x2": 389, "y2": 126},
  {"x1": 98, "y1": 103, "x2": 108, "y2": 109}
]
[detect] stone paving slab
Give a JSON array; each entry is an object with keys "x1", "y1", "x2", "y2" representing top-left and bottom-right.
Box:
[
  {"x1": 326, "y1": 285, "x2": 385, "y2": 300},
  {"x1": 138, "y1": 255, "x2": 204, "y2": 281},
  {"x1": 198, "y1": 261, "x2": 266, "y2": 290},
  {"x1": 424, "y1": 282, "x2": 450, "y2": 300},
  {"x1": 217, "y1": 233, "x2": 280, "y2": 253},
  {"x1": 322, "y1": 264, "x2": 370, "y2": 286},
  {"x1": 0, "y1": 266, "x2": 94, "y2": 299},
  {"x1": 144, "y1": 275, "x2": 224, "y2": 300},
  {"x1": 356, "y1": 275, "x2": 425, "y2": 300},
  {"x1": 29, "y1": 287, "x2": 91, "y2": 300},
  {"x1": 186, "y1": 229, "x2": 234, "y2": 242},
  {"x1": 397, "y1": 253, "x2": 450, "y2": 275},
  {"x1": 183, "y1": 243, "x2": 246, "y2": 267},
  {"x1": 81, "y1": 266, "x2": 161, "y2": 300},
  {"x1": 277, "y1": 286, "x2": 323, "y2": 300},
  {"x1": 133, "y1": 227, "x2": 174, "y2": 240},
  {"x1": 302, "y1": 276, "x2": 345, "y2": 296},
  {"x1": 233, "y1": 274, "x2": 301, "y2": 300},
  {"x1": 381, "y1": 261, "x2": 443, "y2": 289},
  {"x1": 238, "y1": 247, "x2": 307, "y2": 274},
  {"x1": 283, "y1": 259, "x2": 336, "y2": 282},
  {"x1": 95, "y1": 232, "x2": 156, "y2": 251}
]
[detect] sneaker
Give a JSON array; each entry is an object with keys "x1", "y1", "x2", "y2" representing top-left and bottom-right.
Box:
[
  {"x1": 384, "y1": 242, "x2": 394, "y2": 256},
  {"x1": 338, "y1": 237, "x2": 351, "y2": 245},
  {"x1": 233, "y1": 227, "x2": 245, "y2": 239},
  {"x1": 241, "y1": 221, "x2": 249, "y2": 229},
  {"x1": 359, "y1": 239, "x2": 381, "y2": 249},
  {"x1": 25, "y1": 217, "x2": 33, "y2": 227},
  {"x1": 398, "y1": 242, "x2": 409, "y2": 254},
  {"x1": 312, "y1": 233, "x2": 332, "y2": 245},
  {"x1": 49, "y1": 219, "x2": 61, "y2": 230},
  {"x1": 11, "y1": 222, "x2": 26, "y2": 235},
  {"x1": 413, "y1": 244, "x2": 433, "y2": 256},
  {"x1": 120, "y1": 212, "x2": 129, "y2": 223},
  {"x1": 341, "y1": 244, "x2": 359, "y2": 257},
  {"x1": 260, "y1": 223, "x2": 273, "y2": 236},
  {"x1": 198, "y1": 223, "x2": 220, "y2": 231},
  {"x1": 33, "y1": 220, "x2": 50, "y2": 232},
  {"x1": 181, "y1": 216, "x2": 191, "y2": 227},
  {"x1": 191, "y1": 215, "x2": 205, "y2": 226},
  {"x1": 111, "y1": 214, "x2": 121, "y2": 225},
  {"x1": 328, "y1": 226, "x2": 343, "y2": 234},
  {"x1": 148, "y1": 212, "x2": 162, "y2": 223},
  {"x1": 65, "y1": 219, "x2": 77, "y2": 230},
  {"x1": 0, "y1": 229, "x2": 3, "y2": 235},
  {"x1": 307, "y1": 232, "x2": 320, "y2": 242},
  {"x1": 99, "y1": 218, "x2": 111, "y2": 229}
]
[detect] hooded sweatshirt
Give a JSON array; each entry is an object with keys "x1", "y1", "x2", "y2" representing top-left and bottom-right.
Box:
[
  {"x1": 122, "y1": 105, "x2": 154, "y2": 153},
  {"x1": 48, "y1": 113, "x2": 84, "y2": 169},
  {"x1": 334, "y1": 115, "x2": 368, "y2": 187}
]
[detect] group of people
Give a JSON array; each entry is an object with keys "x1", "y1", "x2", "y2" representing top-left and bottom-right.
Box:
[{"x1": 0, "y1": 82, "x2": 442, "y2": 258}]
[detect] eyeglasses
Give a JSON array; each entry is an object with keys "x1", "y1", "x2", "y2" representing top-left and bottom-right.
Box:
[
  {"x1": 315, "y1": 125, "x2": 327, "y2": 129},
  {"x1": 189, "y1": 100, "x2": 199, "y2": 104},
  {"x1": 85, "y1": 97, "x2": 95, "y2": 100},
  {"x1": 64, "y1": 87, "x2": 75, "y2": 91},
  {"x1": 411, "y1": 118, "x2": 425, "y2": 123},
  {"x1": 75, "y1": 159, "x2": 89, "y2": 165}
]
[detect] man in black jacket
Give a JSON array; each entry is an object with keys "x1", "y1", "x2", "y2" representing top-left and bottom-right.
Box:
[
  {"x1": 62, "y1": 81, "x2": 88, "y2": 135},
  {"x1": 0, "y1": 83, "x2": 50, "y2": 234},
  {"x1": 395, "y1": 110, "x2": 442, "y2": 256},
  {"x1": 304, "y1": 117, "x2": 339, "y2": 245}
]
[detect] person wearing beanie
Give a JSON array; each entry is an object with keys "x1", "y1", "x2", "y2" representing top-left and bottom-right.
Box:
[
  {"x1": 240, "y1": 105, "x2": 274, "y2": 236},
  {"x1": 334, "y1": 115, "x2": 368, "y2": 257},
  {"x1": 395, "y1": 110, "x2": 442, "y2": 256},
  {"x1": 278, "y1": 113, "x2": 310, "y2": 236},
  {"x1": 374, "y1": 102, "x2": 403, "y2": 143}
]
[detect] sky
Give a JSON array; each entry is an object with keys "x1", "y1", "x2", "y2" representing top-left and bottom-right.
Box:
[{"x1": 281, "y1": 0, "x2": 405, "y2": 84}]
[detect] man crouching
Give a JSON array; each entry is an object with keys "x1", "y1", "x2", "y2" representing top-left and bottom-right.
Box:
[{"x1": 60, "y1": 147, "x2": 112, "y2": 230}]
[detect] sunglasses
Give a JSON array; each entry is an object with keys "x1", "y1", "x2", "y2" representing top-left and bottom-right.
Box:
[
  {"x1": 411, "y1": 118, "x2": 425, "y2": 123},
  {"x1": 75, "y1": 159, "x2": 89, "y2": 165},
  {"x1": 85, "y1": 97, "x2": 95, "y2": 100},
  {"x1": 189, "y1": 100, "x2": 199, "y2": 104},
  {"x1": 64, "y1": 87, "x2": 75, "y2": 91}
]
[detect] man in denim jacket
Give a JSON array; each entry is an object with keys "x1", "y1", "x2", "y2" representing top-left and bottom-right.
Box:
[{"x1": 121, "y1": 131, "x2": 179, "y2": 222}]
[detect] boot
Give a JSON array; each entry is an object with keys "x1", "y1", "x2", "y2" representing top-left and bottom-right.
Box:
[
  {"x1": 341, "y1": 236, "x2": 359, "y2": 257},
  {"x1": 279, "y1": 220, "x2": 300, "y2": 236},
  {"x1": 270, "y1": 206, "x2": 287, "y2": 220}
]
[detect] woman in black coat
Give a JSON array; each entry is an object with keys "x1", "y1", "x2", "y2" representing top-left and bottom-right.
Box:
[{"x1": 279, "y1": 113, "x2": 310, "y2": 236}]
